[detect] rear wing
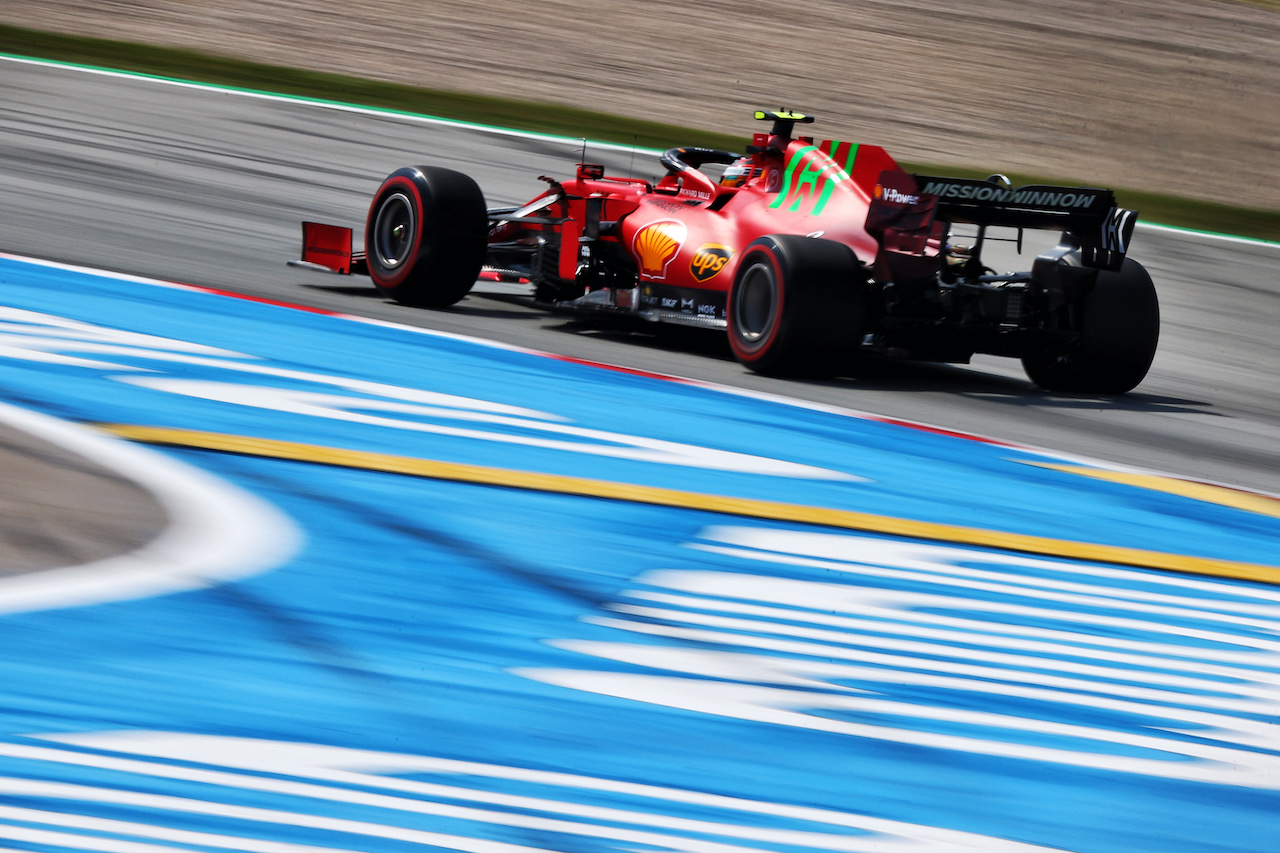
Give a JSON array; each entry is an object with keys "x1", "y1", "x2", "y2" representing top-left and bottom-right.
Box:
[{"x1": 911, "y1": 175, "x2": 1138, "y2": 270}]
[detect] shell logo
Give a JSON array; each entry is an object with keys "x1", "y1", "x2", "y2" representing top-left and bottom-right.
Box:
[
  {"x1": 632, "y1": 220, "x2": 688, "y2": 280},
  {"x1": 874, "y1": 184, "x2": 883, "y2": 199}
]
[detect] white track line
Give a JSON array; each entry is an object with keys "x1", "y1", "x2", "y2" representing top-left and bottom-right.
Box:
[
  {"x1": 0, "y1": 53, "x2": 652, "y2": 155},
  {"x1": 0, "y1": 251, "x2": 1120, "y2": 470},
  {"x1": 3, "y1": 52, "x2": 1279, "y2": 249},
  {"x1": 0, "y1": 400, "x2": 302, "y2": 615},
  {"x1": 1136, "y1": 221, "x2": 1280, "y2": 248},
  {"x1": 6, "y1": 249, "x2": 1279, "y2": 502}
]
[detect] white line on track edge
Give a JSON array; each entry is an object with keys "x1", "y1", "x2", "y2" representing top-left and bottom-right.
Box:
[
  {"x1": 0, "y1": 399, "x2": 303, "y2": 615},
  {"x1": 5, "y1": 249, "x2": 1276, "y2": 506},
  {"x1": 0, "y1": 53, "x2": 660, "y2": 156},
  {"x1": 3, "y1": 52, "x2": 1279, "y2": 250}
]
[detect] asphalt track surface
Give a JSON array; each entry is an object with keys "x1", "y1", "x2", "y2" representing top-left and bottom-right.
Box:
[{"x1": 3, "y1": 57, "x2": 1280, "y2": 499}]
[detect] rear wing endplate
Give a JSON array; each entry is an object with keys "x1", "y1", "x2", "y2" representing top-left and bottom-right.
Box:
[{"x1": 911, "y1": 175, "x2": 1138, "y2": 270}]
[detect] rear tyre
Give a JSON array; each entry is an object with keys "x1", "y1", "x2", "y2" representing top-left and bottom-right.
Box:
[
  {"x1": 365, "y1": 166, "x2": 488, "y2": 306},
  {"x1": 727, "y1": 235, "x2": 864, "y2": 375},
  {"x1": 1021, "y1": 258, "x2": 1159, "y2": 394}
]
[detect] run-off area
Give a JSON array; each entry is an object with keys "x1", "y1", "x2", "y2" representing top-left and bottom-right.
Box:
[{"x1": 0, "y1": 255, "x2": 1277, "y2": 853}]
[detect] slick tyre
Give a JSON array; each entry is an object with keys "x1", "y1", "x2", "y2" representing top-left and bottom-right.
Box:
[
  {"x1": 365, "y1": 166, "x2": 488, "y2": 307},
  {"x1": 1021, "y1": 258, "x2": 1159, "y2": 394},
  {"x1": 727, "y1": 235, "x2": 864, "y2": 375}
]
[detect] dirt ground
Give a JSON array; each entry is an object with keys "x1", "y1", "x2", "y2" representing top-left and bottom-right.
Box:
[
  {"x1": 2, "y1": 1, "x2": 1278, "y2": 209},
  {"x1": 0, "y1": 423, "x2": 165, "y2": 574}
]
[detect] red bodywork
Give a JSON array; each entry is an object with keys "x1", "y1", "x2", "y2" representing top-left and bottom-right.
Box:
[
  {"x1": 291, "y1": 115, "x2": 1154, "y2": 393},
  {"x1": 489, "y1": 132, "x2": 914, "y2": 321}
]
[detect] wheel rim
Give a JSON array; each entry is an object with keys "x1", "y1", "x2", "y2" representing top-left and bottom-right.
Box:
[
  {"x1": 373, "y1": 192, "x2": 416, "y2": 269},
  {"x1": 734, "y1": 262, "x2": 778, "y2": 343}
]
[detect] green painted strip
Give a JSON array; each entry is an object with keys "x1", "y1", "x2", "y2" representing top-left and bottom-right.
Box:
[
  {"x1": 0, "y1": 52, "x2": 663, "y2": 157},
  {"x1": 1, "y1": 23, "x2": 1277, "y2": 244},
  {"x1": 1138, "y1": 221, "x2": 1280, "y2": 249},
  {"x1": 769, "y1": 145, "x2": 819, "y2": 210},
  {"x1": 832, "y1": 141, "x2": 859, "y2": 179}
]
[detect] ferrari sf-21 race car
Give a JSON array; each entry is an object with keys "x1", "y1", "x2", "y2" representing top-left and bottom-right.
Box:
[{"x1": 292, "y1": 111, "x2": 1158, "y2": 393}]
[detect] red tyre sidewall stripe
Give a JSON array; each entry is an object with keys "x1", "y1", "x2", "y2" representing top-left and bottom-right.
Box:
[
  {"x1": 365, "y1": 174, "x2": 426, "y2": 290},
  {"x1": 729, "y1": 243, "x2": 786, "y2": 364}
]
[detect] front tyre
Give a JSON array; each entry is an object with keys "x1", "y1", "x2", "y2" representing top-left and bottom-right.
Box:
[
  {"x1": 365, "y1": 166, "x2": 488, "y2": 307},
  {"x1": 727, "y1": 235, "x2": 863, "y2": 375},
  {"x1": 1022, "y1": 258, "x2": 1159, "y2": 394}
]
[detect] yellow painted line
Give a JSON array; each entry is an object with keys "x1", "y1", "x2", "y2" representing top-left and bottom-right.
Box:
[
  {"x1": 1028, "y1": 463, "x2": 1280, "y2": 521},
  {"x1": 99, "y1": 424, "x2": 1280, "y2": 586}
]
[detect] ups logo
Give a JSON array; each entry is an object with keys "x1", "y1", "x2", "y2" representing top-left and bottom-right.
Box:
[{"x1": 690, "y1": 244, "x2": 734, "y2": 282}]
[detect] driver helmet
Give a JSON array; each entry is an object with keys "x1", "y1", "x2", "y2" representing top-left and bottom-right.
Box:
[{"x1": 719, "y1": 157, "x2": 755, "y2": 187}]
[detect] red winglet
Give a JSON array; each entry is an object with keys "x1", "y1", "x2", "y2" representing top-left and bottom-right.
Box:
[
  {"x1": 301, "y1": 222, "x2": 354, "y2": 274},
  {"x1": 558, "y1": 219, "x2": 581, "y2": 282}
]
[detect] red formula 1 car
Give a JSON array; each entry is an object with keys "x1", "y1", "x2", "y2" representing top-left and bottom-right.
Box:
[{"x1": 292, "y1": 111, "x2": 1158, "y2": 393}]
